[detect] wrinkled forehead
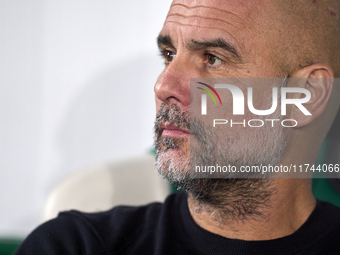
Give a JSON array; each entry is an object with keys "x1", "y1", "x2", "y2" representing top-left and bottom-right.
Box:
[
  {"x1": 169, "y1": 0, "x2": 263, "y2": 16},
  {"x1": 162, "y1": 0, "x2": 275, "y2": 49},
  {"x1": 165, "y1": 0, "x2": 272, "y2": 25}
]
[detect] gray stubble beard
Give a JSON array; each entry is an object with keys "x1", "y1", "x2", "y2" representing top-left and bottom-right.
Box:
[{"x1": 154, "y1": 98, "x2": 287, "y2": 221}]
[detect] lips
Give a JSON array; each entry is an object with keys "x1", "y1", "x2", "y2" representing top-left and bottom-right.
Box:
[{"x1": 160, "y1": 122, "x2": 190, "y2": 137}]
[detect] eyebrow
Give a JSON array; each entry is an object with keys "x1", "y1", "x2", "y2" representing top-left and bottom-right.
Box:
[
  {"x1": 188, "y1": 38, "x2": 242, "y2": 63},
  {"x1": 157, "y1": 35, "x2": 242, "y2": 63},
  {"x1": 157, "y1": 35, "x2": 175, "y2": 50}
]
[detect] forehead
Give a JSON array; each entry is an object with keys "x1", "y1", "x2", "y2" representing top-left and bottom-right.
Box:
[
  {"x1": 161, "y1": 0, "x2": 276, "y2": 53},
  {"x1": 169, "y1": 0, "x2": 265, "y2": 17}
]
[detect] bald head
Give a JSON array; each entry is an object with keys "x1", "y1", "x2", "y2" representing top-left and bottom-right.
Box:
[
  {"x1": 271, "y1": 0, "x2": 340, "y2": 77},
  {"x1": 255, "y1": 0, "x2": 340, "y2": 134}
]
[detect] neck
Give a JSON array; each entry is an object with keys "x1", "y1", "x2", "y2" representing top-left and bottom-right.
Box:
[{"x1": 187, "y1": 178, "x2": 316, "y2": 240}]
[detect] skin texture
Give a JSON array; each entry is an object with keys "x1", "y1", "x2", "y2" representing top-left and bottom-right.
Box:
[
  {"x1": 154, "y1": 0, "x2": 340, "y2": 240},
  {"x1": 272, "y1": 0, "x2": 340, "y2": 76}
]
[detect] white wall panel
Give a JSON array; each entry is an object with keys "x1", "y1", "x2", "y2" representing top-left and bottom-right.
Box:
[{"x1": 0, "y1": 0, "x2": 172, "y2": 237}]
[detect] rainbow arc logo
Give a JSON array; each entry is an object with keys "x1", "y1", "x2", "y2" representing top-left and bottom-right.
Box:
[
  {"x1": 196, "y1": 82, "x2": 222, "y2": 115},
  {"x1": 196, "y1": 82, "x2": 222, "y2": 106}
]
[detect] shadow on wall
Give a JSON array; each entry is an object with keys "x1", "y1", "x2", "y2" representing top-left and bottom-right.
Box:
[{"x1": 55, "y1": 53, "x2": 163, "y2": 184}]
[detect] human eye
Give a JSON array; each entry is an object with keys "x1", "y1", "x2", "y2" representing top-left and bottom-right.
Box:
[
  {"x1": 204, "y1": 53, "x2": 224, "y2": 67},
  {"x1": 160, "y1": 49, "x2": 176, "y2": 65}
]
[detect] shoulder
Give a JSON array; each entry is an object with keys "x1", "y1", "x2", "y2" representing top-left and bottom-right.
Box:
[
  {"x1": 15, "y1": 192, "x2": 186, "y2": 255},
  {"x1": 318, "y1": 200, "x2": 340, "y2": 229},
  {"x1": 14, "y1": 208, "x2": 110, "y2": 255},
  {"x1": 303, "y1": 200, "x2": 340, "y2": 254}
]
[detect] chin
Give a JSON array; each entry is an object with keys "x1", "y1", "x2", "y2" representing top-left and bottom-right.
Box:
[{"x1": 155, "y1": 147, "x2": 190, "y2": 180}]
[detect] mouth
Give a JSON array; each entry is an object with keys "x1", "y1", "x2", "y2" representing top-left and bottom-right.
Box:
[{"x1": 160, "y1": 122, "x2": 190, "y2": 138}]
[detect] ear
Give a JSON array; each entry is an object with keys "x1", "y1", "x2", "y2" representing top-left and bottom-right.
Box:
[{"x1": 289, "y1": 64, "x2": 334, "y2": 127}]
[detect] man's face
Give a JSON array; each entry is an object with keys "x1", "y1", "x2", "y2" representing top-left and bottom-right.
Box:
[{"x1": 154, "y1": 0, "x2": 286, "y2": 184}]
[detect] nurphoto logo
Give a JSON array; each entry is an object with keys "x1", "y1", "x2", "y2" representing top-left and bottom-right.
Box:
[
  {"x1": 200, "y1": 84, "x2": 311, "y2": 116},
  {"x1": 195, "y1": 79, "x2": 312, "y2": 128}
]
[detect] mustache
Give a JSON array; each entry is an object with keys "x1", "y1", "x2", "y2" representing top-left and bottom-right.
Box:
[
  {"x1": 154, "y1": 103, "x2": 190, "y2": 132},
  {"x1": 154, "y1": 103, "x2": 191, "y2": 151},
  {"x1": 154, "y1": 103, "x2": 210, "y2": 143}
]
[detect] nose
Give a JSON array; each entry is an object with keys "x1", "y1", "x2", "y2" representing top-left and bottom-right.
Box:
[{"x1": 154, "y1": 56, "x2": 196, "y2": 108}]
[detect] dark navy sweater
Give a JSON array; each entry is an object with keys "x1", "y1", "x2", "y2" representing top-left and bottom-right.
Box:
[{"x1": 15, "y1": 192, "x2": 340, "y2": 255}]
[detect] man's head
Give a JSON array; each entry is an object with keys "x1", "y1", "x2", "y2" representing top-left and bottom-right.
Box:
[{"x1": 154, "y1": 0, "x2": 340, "y2": 220}]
